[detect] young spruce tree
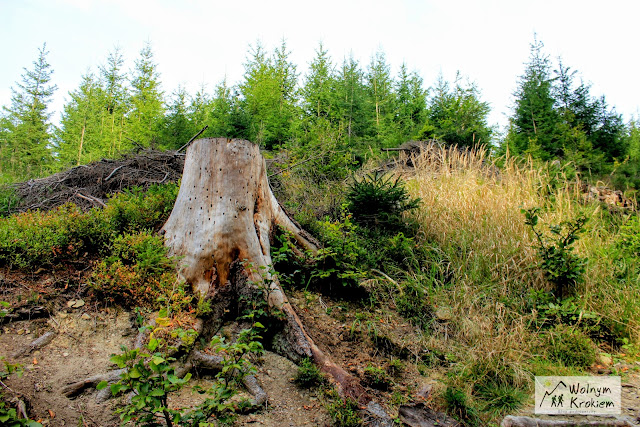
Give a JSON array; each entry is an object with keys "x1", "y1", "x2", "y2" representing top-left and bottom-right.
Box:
[{"x1": 1, "y1": 43, "x2": 57, "y2": 178}]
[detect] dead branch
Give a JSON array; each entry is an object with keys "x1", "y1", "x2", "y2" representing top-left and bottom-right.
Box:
[{"x1": 12, "y1": 330, "x2": 57, "y2": 358}]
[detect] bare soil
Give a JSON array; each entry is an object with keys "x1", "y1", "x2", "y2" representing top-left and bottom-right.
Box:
[{"x1": 1, "y1": 273, "x2": 640, "y2": 426}]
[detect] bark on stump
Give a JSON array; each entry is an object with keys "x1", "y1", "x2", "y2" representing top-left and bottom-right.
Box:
[{"x1": 161, "y1": 138, "x2": 366, "y2": 401}]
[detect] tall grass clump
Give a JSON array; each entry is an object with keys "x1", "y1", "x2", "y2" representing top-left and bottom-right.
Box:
[{"x1": 401, "y1": 145, "x2": 638, "y2": 422}]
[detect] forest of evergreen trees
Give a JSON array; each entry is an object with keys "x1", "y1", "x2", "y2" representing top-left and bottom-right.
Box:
[{"x1": 1, "y1": 39, "x2": 639, "y2": 190}]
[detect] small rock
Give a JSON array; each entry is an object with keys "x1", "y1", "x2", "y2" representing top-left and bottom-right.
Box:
[
  {"x1": 435, "y1": 307, "x2": 452, "y2": 321},
  {"x1": 597, "y1": 353, "x2": 613, "y2": 366},
  {"x1": 67, "y1": 299, "x2": 85, "y2": 309},
  {"x1": 62, "y1": 352, "x2": 69, "y2": 357},
  {"x1": 417, "y1": 383, "x2": 434, "y2": 400},
  {"x1": 81, "y1": 313, "x2": 91, "y2": 320}
]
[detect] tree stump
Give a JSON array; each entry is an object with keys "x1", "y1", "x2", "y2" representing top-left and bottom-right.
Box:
[{"x1": 161, "y1": 138, "x2": 366, "y2": 401}]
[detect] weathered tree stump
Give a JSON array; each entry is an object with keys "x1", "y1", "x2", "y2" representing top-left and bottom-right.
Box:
[
  {"x1": 161, "y1": 138, "x2": 365, "y2": 401},
  {"x1": 62, "y1": 138, "x2": 376, "y2": 421}
]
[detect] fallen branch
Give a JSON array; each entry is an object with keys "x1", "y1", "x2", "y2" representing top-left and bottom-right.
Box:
[
  {"x1": 177, "y1": 125, "x2": 209, "y2": 153},
  {"x1": 104, "y1": 165, "x2": 125, "y2": 181},
  {"x1": 74, "y1": 192, "x2": 106, "y2": 208},
  {"x1": 12, "y1": 330, "x2": 57, "y2": 358}
]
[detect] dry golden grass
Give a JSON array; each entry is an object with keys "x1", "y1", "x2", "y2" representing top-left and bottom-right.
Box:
[{"x1": 398, "y1": 144, "x2": 639, "y2": 404}]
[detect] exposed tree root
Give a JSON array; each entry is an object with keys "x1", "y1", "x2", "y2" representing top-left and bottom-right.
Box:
[{"x1": 12, "y1": 330, "x2": 57, "y2": 358}]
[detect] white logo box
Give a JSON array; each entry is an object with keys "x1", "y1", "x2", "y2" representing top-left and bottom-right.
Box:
[{"x1": 535, "y1": 376, "x2": 621, "y2": 415}]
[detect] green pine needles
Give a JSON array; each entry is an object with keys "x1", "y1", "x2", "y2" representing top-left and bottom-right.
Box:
[{"x1": 346, "y1": 171, "x2": 420, "y2": 231}]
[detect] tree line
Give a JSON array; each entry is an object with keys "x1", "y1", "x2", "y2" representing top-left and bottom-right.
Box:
[{"x1": 1, "y1": 39, "x2": 639, "y2": 190}]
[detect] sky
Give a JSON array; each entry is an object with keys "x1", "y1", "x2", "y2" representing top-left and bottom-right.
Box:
[{"x1": 1, "y1": 0, "x2": 639, "y2": 132}]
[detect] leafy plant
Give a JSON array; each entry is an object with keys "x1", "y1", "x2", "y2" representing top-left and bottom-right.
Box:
[
  {"x1": 98, "y1": 333, "x2": 191, "y2": 427},
  {"x1": 363, "y1": 365, "x2": 392, "y2": 390},
  {"x1": 523, "y1": 207, "x2": 588, "y2": 298},
  {"x1": 185, "y1": 326, "x2": 265, "y2": 426},
  {"x1": 1, "y1": 359, "x2": 42, "y2": 426},
  {"x1": 294, "y1": 357, "x2": 324, "y2": 388},
  {"x1": 346, "y1": 170, "x2": 420, "y2": 231},
  {"x1": 324, "y1": 389, "x2": 363, "y2": 427}
]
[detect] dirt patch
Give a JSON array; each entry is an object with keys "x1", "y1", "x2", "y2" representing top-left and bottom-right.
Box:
[
  {"x1": 0, "y1": 302, "x2": 332, "y2": 426},
  {"x1": 1, "y1": 309, "x2": 130, "y2": 426}
]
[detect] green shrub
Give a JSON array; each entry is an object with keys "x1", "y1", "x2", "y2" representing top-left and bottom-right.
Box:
[
  {"x1": 346, "y1": 170, "x2": 420, "y2": 231},
  {"x1": 325, "y1": 390, "x2": 363, "y2": 427},
  {"x1": 0, "y1": 183, "x2": 178, "y2": 270},
  {"x1": 0, "y1": 203, "x2": 114, "y2": 269},
  {"x1": 104, "y1": 183, "x2": 179, "y2": 234},
  {"x1": 523, "y1": 207, "x2": 588, "y2": 299},
  {"x1": 363, "y1": 365, "x2": 392, "y2": 390},
  {"x1": 618, "y1": 214, "x2": 640, "y2": 258},
  {"x1": 89, "y1": 231, "x2": 183, "y2": 309},
  {"x1": 546, "y1": 324, "x2": 596, "y2": 369},
  {"x1": 294, "y1": 357, "x2": 324, "y2": 388},
  {"x1": 308, "y1": 212, "x2": 367, "y2": 290}
]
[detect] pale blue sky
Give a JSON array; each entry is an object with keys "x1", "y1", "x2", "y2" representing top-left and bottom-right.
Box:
[{"x1": 1, "y1": 0, "x2": 639, "y2": 131}]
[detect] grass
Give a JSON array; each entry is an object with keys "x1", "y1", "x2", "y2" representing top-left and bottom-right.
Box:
[{"x1": 389, "y1": 145, "x2": 640, "y2": 422}]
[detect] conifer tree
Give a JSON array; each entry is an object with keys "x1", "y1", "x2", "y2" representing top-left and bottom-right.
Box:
[
  {"x1": 1, "y1": 43, "x2": 57, "y2": 178},
  {"x1": 395, "y1": 64, "x2": 427, "y2": 140},
  {"x1": 301, "y1": 43, "x2": 337, "y2": 123},
  {"x1": 509, "y1": 37, "x2": 559, "y2": 159},
  {"x1": 365, "y1": 50, "x2": 397, "y2": 144},
  {"x1": 335, "y1": 54, "x2": 367, "y2": 144},
  {"x1": 99, "y1": 47, "x2": 129, "y2": 156},
  {"x1": 420, "y1": 73, "x2": 492, "y2": 148},
  {"x1": 159, "y1": 86, "x2": 194, "y2": 150},
  {"x1": 239, "y1": 41, "x2": 298, "y2": 149},
  {"x1": 209, "y1": 78, "x2": 246, "y2": 138},
  {"x1": 55, "y1": 73, "x2": 107, "y2": 167},
  {"x1": 128, "y1": 42, "x2": 164, "y2": 146}
]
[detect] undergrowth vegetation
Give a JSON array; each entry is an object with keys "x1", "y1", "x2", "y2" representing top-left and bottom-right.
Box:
[
  {"x1": 274, "y1": 143, "x2": 639, "y2": 424},
  {"x1": 0, "y1": 183, "x2": 181, "y2": 310}
]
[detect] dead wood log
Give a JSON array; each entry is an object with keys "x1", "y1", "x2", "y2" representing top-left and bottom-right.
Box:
[
  {"x1": 0, "y1": 305, "x2": 49, "y2": 325},
  {"x1": 500, "y1": 416, "x2": 632, "y2": 427}
]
